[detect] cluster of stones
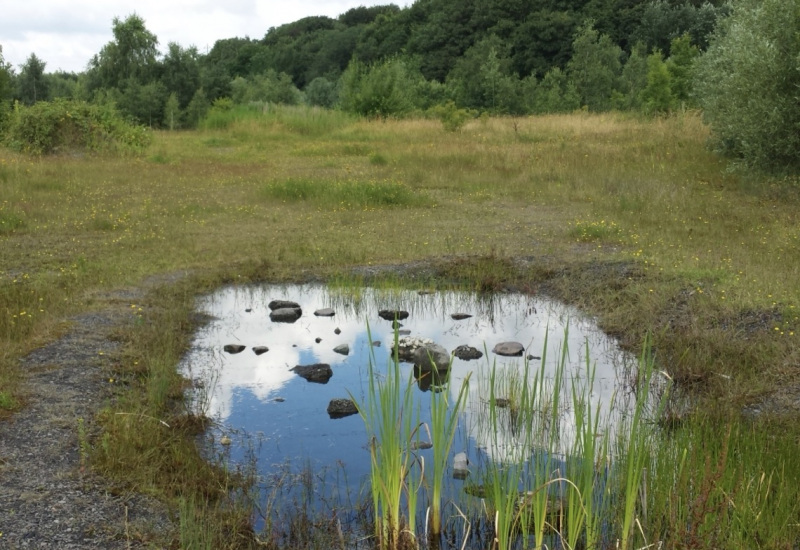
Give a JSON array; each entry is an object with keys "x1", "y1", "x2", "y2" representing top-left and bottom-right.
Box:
[{"x1": 221, "y1": 298, "x2": 532, "y2": 421}]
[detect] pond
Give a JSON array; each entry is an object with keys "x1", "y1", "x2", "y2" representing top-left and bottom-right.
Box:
[{"x1": 180, "y1": 284, "x2": 644, "y2": 540}]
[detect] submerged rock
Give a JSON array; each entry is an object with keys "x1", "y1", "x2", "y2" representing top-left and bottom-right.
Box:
[
  {"x1": 378, "y1": 309, "x2": 410, "y2": 321},
  {"x1": 453, "y1": 345, "x2": 483, "y2": 360},
  {"x1": 493, "y1": 341, "x2": 525, "y2": 357},
  {"x1": 451, "y1": 313, "x2": 472, "y2": 320},
  {"x1": 327, "y1": 398, "x2": 358, "y2": 419},
  {"x1": 252, "y1": 346, "x2": 269, "y2": 355},
  {"x1": 291, "y1": 363, "x2": 333, "y2": 384},
  {"x1": 453, "y1": 452, "x2": 469, "y2": 479},
  {"x1": 223, "y1": 344, "x2": 246, "y2": 354},
  {"x1": 409, "y1": 440, "x2": 433, "y2": 451},
  {"x1": 270, "y1": 307, "x2": 302, "y2": 323}
]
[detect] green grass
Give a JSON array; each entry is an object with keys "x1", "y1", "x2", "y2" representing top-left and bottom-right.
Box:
[{"x1": 1, "y1": 107, "x2": 799, "y2": 547}]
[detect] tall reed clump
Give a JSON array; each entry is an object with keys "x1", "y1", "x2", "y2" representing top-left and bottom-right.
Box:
[
  {"x1": 427, "y1": 359, "x2": 470, "y2": 542},
  {"x1": 467, "y1": 327, "x2": 668, "y2": 550},
  {"x1": 353, "y1": 327, "x2": 421, "y2": 550}
]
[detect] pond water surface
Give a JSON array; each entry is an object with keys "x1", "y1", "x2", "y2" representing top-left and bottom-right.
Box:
[{"x1": 180, "y1": 284, "x2": 638, "y2": 527}]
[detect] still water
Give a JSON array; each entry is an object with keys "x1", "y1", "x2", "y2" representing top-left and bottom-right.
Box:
[{"x1": 180, "y1": 284, "x2": 637, "y2": 518}]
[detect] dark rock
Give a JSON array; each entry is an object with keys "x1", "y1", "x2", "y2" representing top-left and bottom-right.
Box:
[
  {"x1": 252, "y1": 346, "x2": 269, "y2": 355},
  {"x1": 378, "y1": 309, "x2": 410, "y2": 321},
  {"x1": 451, "y1": 313, "x2": 472, "y2": 320},
  {"x1": 453, "y1": 345, "x2": 483, "y2": 361},
  {"x1": 314, "y1": 308, "x2": 335, "y2": 317},
  {"x1": 223, "y1": 344, "x2": 246, "y2": 354},
  {"x1": 527, "y1": 355, "x2": 541, "y2": 361},
  {"x1": 417, "y1": 290, "x2": 434, "y2": 295},
  {"x1": 315, "y1": 337, "x2": 322, "y2": 343},
  {"x1": 327, "y1": 398, "x2": 358, "y2": 419},
  {"x1": 398, "y1": 329, "x2": 411, "y2": 335},
  {"x1": 269, "y1": 300, "x2": 300, "y2": 310},
  {"x1": 291, "y1": 363, "x2": 333, "y2": 384},
  {"x1": 372, "y1": 341, "x2": 381, "y2": 347},
  {"x1": 270, "y1": 307, "x2": 302, "y2": 323},
  {"x1": 409, "y1": 440, "x2": 432, "y2": 450},
  {"x1": 493, "y1": 342, "x2": 525, "y2": 357},
  {"x1": 245, "y1": 308, "x2": 252, "y2": 313},
  {"x1": 334, "y1": 328, "x2": 341, "y2": 335},
  {"x1": 274, "y1": 397, "x2": 285, "y2": 402},
  {"x1": 333, "y1": 344, "x2": 350, "y2": 356}
]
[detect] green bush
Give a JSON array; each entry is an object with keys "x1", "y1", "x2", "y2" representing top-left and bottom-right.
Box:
[
  {"x1": 694, "y1": 0, "x2": 800, "y2": 171},
  {"x1": 4, "y1": 99, "x2": 151, "y2": 155}
]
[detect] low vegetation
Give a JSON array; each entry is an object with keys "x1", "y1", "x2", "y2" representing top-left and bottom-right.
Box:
[{"x1": 1, "y1": 107, "x2": 799, "y2": 547}]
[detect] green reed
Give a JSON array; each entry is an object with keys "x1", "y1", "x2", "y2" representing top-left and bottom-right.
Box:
[{"x1": 353, "y1": 326, "x2": 420, "y2": 550}]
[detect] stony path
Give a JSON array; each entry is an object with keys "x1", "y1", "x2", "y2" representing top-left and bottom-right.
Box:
[{"x1": 0, "y1": 295, "x2": 173, "y2": 549}]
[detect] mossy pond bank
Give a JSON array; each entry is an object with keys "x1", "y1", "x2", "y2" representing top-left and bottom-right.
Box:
[{"x1": 180, "y1": 284, "x2": 663, "y2": 546}]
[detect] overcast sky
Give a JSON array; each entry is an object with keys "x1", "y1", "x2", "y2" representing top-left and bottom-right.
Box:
[{"x1": 1, "y1": 1, "x2": 413, "y2": 74}]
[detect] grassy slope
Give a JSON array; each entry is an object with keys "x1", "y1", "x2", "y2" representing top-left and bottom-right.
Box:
[{"x1": 1, "y1": 108, "x2": 798, "y2": 547}]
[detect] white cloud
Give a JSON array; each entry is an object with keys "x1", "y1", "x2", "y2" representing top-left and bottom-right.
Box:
[{"x1": 1, "y1": 0, "x2": 413, "y2": 73}]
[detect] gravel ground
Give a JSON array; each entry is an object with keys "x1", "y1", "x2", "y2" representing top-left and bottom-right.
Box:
[{"x1": 0, "y1": 290, "x2": 174, "y2": 549}]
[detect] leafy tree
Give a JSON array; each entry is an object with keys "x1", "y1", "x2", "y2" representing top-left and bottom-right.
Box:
[
  {"x1": 0, "y1": 46, "x2": 13, "y2": 130},
  {"x1": 46, "y1": 71, "x2": 80, "y2": 100},
  {"x1": 532, "y1": 67, "x2": 581, "y2": 113},
  {"x1": 160, "y1": 43, "x2": 201, "y2": 108},
  {"x1": 666, "y1": 33, "x2": 698, "y2": 105},
  {"x1": 120, "y1": 79, "x2": 166, "y2": 127},
  {"x1": 17, "y1": 53, "x2": 49, "y2": 105},
  {"x1": 640, "y1": 50, "x2": 673, "y2": 113},
  {"x1": 694, "y1": 0, "x2": 800, "y2": 171},
  {"x1": 447, "y1": 36, "x2": 522, "y2": 113},
  {"x1": 511, "y1": 10, "x2": 577, "y2": 77},
  {"x1": 567, "y1": 21, "x2": 622, "y2": 111},
  {"x1": 184, "y1": 88, "x2": 210, "y2": 128},
  {"x1": 634, "y1": 0, "x2": 727, "y2": 54},
  {"x1": 89, "y1": 14, "x2": 159, "y2": 91},
  {"x1": 230, "y1": 70, "x2": 301, "y2": 105}
]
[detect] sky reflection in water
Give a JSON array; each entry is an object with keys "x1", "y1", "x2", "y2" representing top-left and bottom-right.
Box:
[{"x1": 181, "y1": 284, "x2": 636, "y2": 499}]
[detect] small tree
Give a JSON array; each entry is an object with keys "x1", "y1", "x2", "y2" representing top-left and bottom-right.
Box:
[
  {"x1": 694, "y1": 0, "x2": 800, "y2": 171},
  {"x1": 305, "y1": 76, "x2": 338, "y2": 108},
  {"x1": 163, "y1": 92, "x2": 180, "y2": 130},
  {"x1": 17, "y1": 53, "x2": 49, "y2": 105},
  {"x1": 666, "y1": 34, "x2": 698, "y2": 107},
  {"x1": 640, "y1": 51, "x2": 673, "y2": 114},
  {"x1": 184, "y1": 88, "x2": 210, "y2": 128},
  {"x1": 614, "y1": 42, "x2": 649, "y2": 111}
]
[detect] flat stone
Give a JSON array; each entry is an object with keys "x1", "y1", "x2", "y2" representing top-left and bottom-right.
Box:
[
  {"x1": 314, "y1": 308, "x2": 335, "y2": 317},
  {"x1": 493, "y1": 341, "x2": 525, "y2": 357},
  {"x1": 291, "y1": 363, "x2": 333, "y2": 384},
  {"x1": 268, "y1": 300, "x2": 300, "y2": 310},
  {"x1": 270, "y1": 307, "x2": 302, "y2": 323},
  {"x1": 223, "y1": 344, "x2": 246, "y2": 354},
  {"x1": 252, "y1": 346, "x2": 269, "y2": 355},
  {"x1": 451, "y1": 313, "x2": 473, "y2": 320}
]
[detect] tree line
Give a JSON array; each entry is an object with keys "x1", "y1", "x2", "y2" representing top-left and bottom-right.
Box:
[{"x1": 0, "y1": 0, "x2": 798, "y2": 171}]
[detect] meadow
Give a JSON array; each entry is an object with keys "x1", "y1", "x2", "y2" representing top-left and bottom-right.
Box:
[{"x1": 1, "y1": 106, "x2": 798, "y2": 548}]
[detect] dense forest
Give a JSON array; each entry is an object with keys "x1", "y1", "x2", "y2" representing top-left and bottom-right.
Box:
[{"x1": 1, "y1": 0, "x2": 798, "y2": 170}]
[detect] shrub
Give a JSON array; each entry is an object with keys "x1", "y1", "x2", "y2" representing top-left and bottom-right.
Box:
[
  {"x1": 693, "y1": 0, "x2": 800, "y2": 171},
  {"x1": 4, "y1": 98, "x2": 151, "y2": 155}
]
